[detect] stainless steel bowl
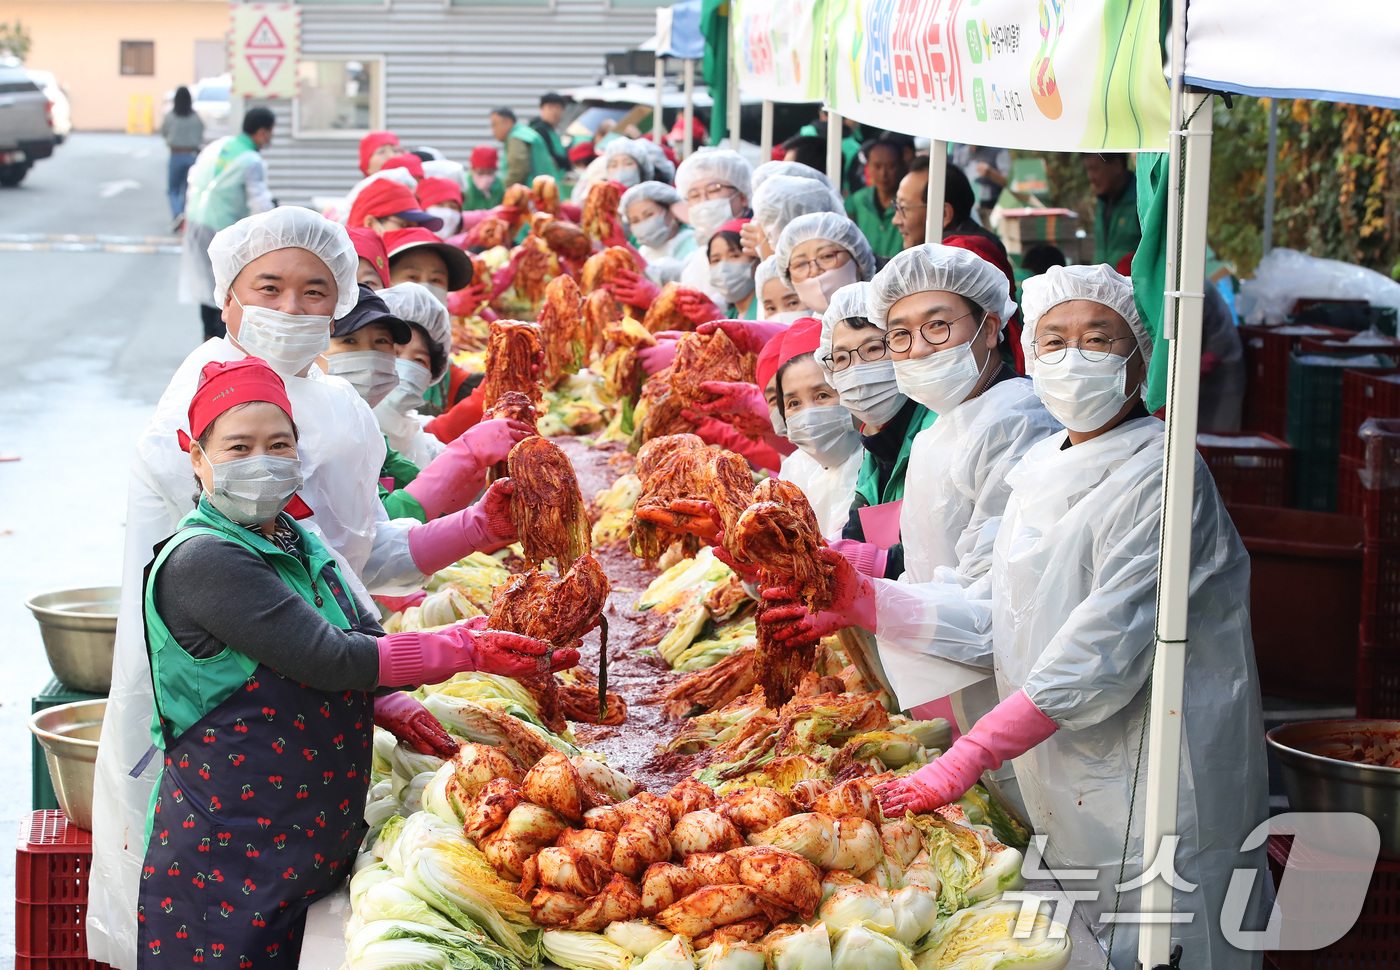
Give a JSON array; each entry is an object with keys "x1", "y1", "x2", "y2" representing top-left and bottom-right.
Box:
[
  {"x1": 28, "y1": 699, "x2": 106, "y2": 832},
  {"x1": 25, "y1": 586, "x2": 120, "y2": 693},
  {"x1": 1267, "y1": 719, "x2": 1400, "y2": 860}
]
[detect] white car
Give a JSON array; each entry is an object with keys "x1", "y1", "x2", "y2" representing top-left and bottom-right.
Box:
[{"x1": 26, "y1": 70, "x2": 71, "y2": 143}]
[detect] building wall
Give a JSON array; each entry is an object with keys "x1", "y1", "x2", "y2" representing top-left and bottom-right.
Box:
[
  {"x1": 0, "y1": 0, "x2": 229, "y2": 131},
  {"x1": 256, "y1": 0, "x2": 658, "y2": 206}
]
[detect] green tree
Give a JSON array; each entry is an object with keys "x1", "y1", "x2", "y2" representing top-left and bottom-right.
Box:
[{"x1": 0, "y1": 20, "x2": 31, "y2": 61}]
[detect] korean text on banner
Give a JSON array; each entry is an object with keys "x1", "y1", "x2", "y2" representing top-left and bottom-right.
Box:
[
  {"x1": 824, "y1": 0, "x2": 1170, "y2": 151},
  {"x1": 732, "y1": 0, "x2": 828, "y2": 103},
  {"x1": 229, "y1": 3, "x2": 301, "y2": 101}
]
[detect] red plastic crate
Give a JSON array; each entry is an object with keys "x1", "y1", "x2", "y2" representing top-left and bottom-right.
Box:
[
  {"x1": 1340, "y1": 456, "x2": 1365, "y2": 517},
  {"x1": 1265, "y1": 833, "x2": 1400, "y2": 968},
  {"x1": 15, "y1": 811, "x2": 108, "y2": 967},
  {"x1": 1357, "y1": 643, "x2": 1400, "y2": 719},
  {"x1": 1199, "y1": 433, "x2": 1295, "y2": 507},
  {"x1": 1341, "y1": 369, "x2": 1400, "y2": 460},
  {"x1": 1241, "y1": 324, "x2": 1353, "y2": 437},
  {"x1": 1362, "y1": 540, "x2": 1400, "y2": 647}
]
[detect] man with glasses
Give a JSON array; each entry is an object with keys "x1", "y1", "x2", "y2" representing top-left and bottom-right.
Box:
[
  {"x1": 891, "y1": 157, "x2": 1007, "y2": 258},
  {"x1": 674, "y1": 148, "x2": 755, "y2": 306}
]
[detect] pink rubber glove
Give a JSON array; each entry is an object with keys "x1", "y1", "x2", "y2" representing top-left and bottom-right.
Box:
[
  {"x1": 639, "y1": 338, "x2": 679, "y2": 376},
  {"x1": 690, "y1": 381, "x2": 772, "y2": 437},
  {"x1": 375, "y1": 590, "x2": 427, "y2": 614},
  {"x1": 407, "y1": 479, "x2": 517, "y2": 574},
  {"x1": 374, "y1": 692, "x2": 459, "y2": 758},
  {"x1": 828, "y1": 538, "x2": 889, "y2": 579},
  {"x1": 678, "y1": 291, "x2": 723, "y2": 326},
  {"x1": 606, "y1": 269, "x2": 661, "y2": 311},
  {"x1": 404, "y1": 420, "x2": 534, "y2": 520},
  {"x1": 696, "y1": 319, "x2": 790, "y2": 355},
  {"x1": 376, "y1": 624, "x2": 578, "y2": 686},
  {"x1": 759, "y1": 547, "x2": 877, "y2": 639},
  {"x1": 875, "y1": 690, "x2": 1058, "y2": 815},
  {"x1": 448, "y1": 283, "x2": 488, "y2": 318}
]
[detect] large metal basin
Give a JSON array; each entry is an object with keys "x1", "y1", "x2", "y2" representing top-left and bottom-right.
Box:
[
  {"x1": 29, "y1": 698, "x2": 106, "y2": 832},
  {"x1": 25, "y1": 586, "x2": 120, "y2": 693},
  {"x1": 1267, "y1": 719, "x2": 1400, "y2": 860}
]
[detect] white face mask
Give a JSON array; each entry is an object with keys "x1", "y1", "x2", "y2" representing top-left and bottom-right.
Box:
[
  {"x1": 769, "y1": 404, "x2": 787, "y2": 436},
  {"x1": 231, "y1": 294, "x2": 332, "y2": 379},
  {"x1": 792, "y1": 260, "x2": 860, "y2": 315},
  {"x1": 423, "y1": 283, "x2": 450, "y2": 308},
  {"x1": 830, "y1": 360, "x2": 907, "y2": 429},
  {"x1": 471, "y1": 172, "x2": 496, "y2": 195},
  {"x1": 632, "y1": 214, "x2": 673, "y2": 249},
  {"x1": 770, "y1": 309, "x2": 808, "y2": 325},
  {"x1": 1032, "y1": 345, "x2": 1141, "y2": 433},
  {"x1": 327, "y1": 349, "x2": 400, "y2": 408},
  {"x1": 785, "y1": 405, "x2": 862, "y2": 469},
  {"x1": 380, "y1": 357, "x2": 434, "y2": 415},
  {"x1": 428, "y1": 207, "x2": 462, "y2": 240},
  {"x1": 610, "y1": 165, "x2": 641, "y2": 188},
  {"x1": 709, "y1": 260, "x2": 756, "y2": 304},
  {"x1": 892, "y1": 313, "x2": 989, "y2": 415},
  {"x1": 205, "y1": 453, "x2": 303, "y2": 526},
  {"x1": 687, "y1": 197, "x2": 734, "y2": 245}
]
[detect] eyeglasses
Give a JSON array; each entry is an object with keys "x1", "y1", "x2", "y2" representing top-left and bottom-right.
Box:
[
  {"x1": 885, "y1": 310, "x2": 979, "y2": 354},
  {"x1": 789, "y1": 248, "x2": 851, "y2": 282},
  {"x1": 822, "y1": 333, "x2": 889, "y2": 373},
  {"x1": 685, "y1": 181, "x2": 738, "y2": 204},
  {"x1": 1032, "y1": 331, "x2": 1135, "y2": 364},
  {"x1": 893, "y1": 201, "x2": 927, "y2": 219}
]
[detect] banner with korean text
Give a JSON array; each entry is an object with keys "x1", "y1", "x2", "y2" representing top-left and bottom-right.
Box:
[
  {"x1": 731, "y1": 0, "x2": 827, "y2": 104},
  {"x1": 825, "y1": 0, "x2": 1169, "y2": 151}
]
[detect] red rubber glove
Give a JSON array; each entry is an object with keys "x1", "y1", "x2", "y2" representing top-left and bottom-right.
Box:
[
  {"x1": 407, "y1": 479, "x2": 517, "y2": 574},
  {"x1": 374, "y1": 692, "x2": 459, "y2": 758},
  {"x1": 560, "y1": 202, "x2": 583, "y2": 223},
  {"x1": 687, "y1": 416, "x2": 784, "y2": 473},
  {"x1": 490, "y1": 204, "x2": 525, "y2": 225},
  {"x1": 599, "y1": 212, "x2": 630, "y2": 249},
  {"x1": 375, "y1": 590, "x2": 427, "y2": 614},
  {"x1": 827, "y1": 538, "x2": 889, "y2": 579},
  {"x1": 677, "y1": 291, "x2": 723, "y2": 326},
  {"x1": 376, "y1": 623, "x2": 576, "y2": 686},
  {"x1": 425, "y1": 384, "x2": 487, "y2": 444},
  {"x1": 404, "y1": 419, "x2": 533, "y2": 519},
  {"x1": 606, "y1": 269, "x2": 662, "y2": 311},
  {"x1": 875, "y1": 690, "x2": 1058, "y2": 815},
  {"x1": 639, "y1": 338, "x2": 679, "y2": 376},
  {"x1": 696, "y1": 319, "x2": 790, "y2": 355},
  {"x1": 448, "y1": 283, "x2": 488, "y2": 318},
  {"x1": 759, "y1": 547, "x2": 876, "y2": 642},
  {"x1": 712, "y1": 544, "x2": 761, "y2": 585},
  {"x1": 633, "y1": 497, "x2": 724, "y2": 542},
  {"x1": 689, "y1": 381, "x2": 772, "y2": 437}
]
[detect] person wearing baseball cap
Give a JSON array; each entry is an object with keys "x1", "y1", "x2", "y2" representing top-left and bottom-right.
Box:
[
  {"x1": 359, "y1": 131, "x2": 401, "y2": 176},
  {"x1": 384, "y1": 226, "x2": 472, "y2": 305},
  {"x1": 348, "y1": 226, "x2": 391, "y2": 290},
  {"x1": 465, "y1": 145, "x2": 506, "y2": 211},
  {"x1": 417, "y1": 176, "x2": 465, "y2": 240},
  {"x1": 347, "y1": 179, "x2": 445, "y2": 236}
]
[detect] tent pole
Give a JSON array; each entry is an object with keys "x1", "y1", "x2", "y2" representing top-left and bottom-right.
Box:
[
  {"x1": 683, "y1": 60, "x2": 695, "y2": 158},
  {"x1": 654, "y1": 53, "x2": 666, "y2": 150},
  {"x1": 1263, "y1": 98, "x2": 1278, "y2": 256},
  {"x1": 760, "y1": 100, "x2": 774, "y2": 161},
  {"x1": 825, "y1": 109, "x2": 843, "y2": 184},
  {"x1": 924, "y1": 140, "x2": 947, "y2": 245},
  {"x1": 728, "y1": 24, "x2": 742, "y2": 149}
]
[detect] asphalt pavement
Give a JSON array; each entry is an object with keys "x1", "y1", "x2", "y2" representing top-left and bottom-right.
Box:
[{"x1": 0, "y1": 133, "x2": 200, "y2": 967}]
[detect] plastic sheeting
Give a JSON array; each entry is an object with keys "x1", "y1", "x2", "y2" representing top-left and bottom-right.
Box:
[
  {"x1": 1236, "y1": 247, "x2": 1400, "y2": 326},
  {"x1": 867, "y1": 243, "x2": 1017, "y2": 331},
  {"x1": 752, "y1": 175, "x2": 844, "y2": 247},
  {"x1": 991, "y1": 416, "x2": 1268, "y2": 970}
]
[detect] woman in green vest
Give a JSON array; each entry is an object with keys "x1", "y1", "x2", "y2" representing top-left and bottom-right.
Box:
[{"x1": 135, "y1": 356, "x2": 570, "y2": 968}]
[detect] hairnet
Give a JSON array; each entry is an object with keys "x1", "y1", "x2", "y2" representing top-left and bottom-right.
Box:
[
  {"x1": 867, "y1": 243, "x2": 1018, "y2": 333},
  {"x1": 753, "y1": 175, "x2": 844, "y2": 245},
  {"x1": 379, "y1": 281, "x2": 453, "y2": 381},
  {"x1": 818, "y1": 281, "x2": 873, "y2": 369},
  {"x1": 776, "y1": 212, "x2": 877, "y2": 285},
  {"x1": 637, "y1": 139, "x2": 676, "y2": 184},
  {"x1": 754, "y1": 255, "x2": 789, "y2": 296},
  {"x1": 752, "y1": 160, "x2": 838, "y2": 198},
  {"x1": 1020, "y1": 263, "x2": 1151, "y2": 374},
  {"x1": 210, "y1": 207, "x2": 359, "y2": 319},
  {"x1": 619, "y1": 180, "x2": 682, "y2": 225},
  {"x1": 422, "y1": 159, "x2": 468, "y2": 192},
  {"x1": 675, "y1": 148, "x2": 753, "y2": 202},
  {"x1": 603, "y1": 138, "x2": 655, "y2": 181}
]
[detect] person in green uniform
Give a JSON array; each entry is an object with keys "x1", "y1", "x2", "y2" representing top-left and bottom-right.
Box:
[
  {"x1": 490, "y1": 106, "x2": 560, "y2": 187},
  {"x1": 845, "y1": 141, "x2": 907, "y2": 259},
  {"x1": 465, "y1": 146, "x2": 506, "y2": 212},
  {"x1": 1084, "y1": 152, "x2": 1140, "y2": 268},
  {"x1": 529, "y1": 92, "x2": 572, "y2": 175}
]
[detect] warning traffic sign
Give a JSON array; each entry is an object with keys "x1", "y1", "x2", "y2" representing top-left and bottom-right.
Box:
[{"x1": 229, "y1": 4, "x2": 300, "y2": 100}]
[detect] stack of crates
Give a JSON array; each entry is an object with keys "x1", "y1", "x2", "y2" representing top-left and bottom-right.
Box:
[
  {"x1": 1240, "y1": 324, "x2": 1352, "y2": 437},
  {"x1": 1197, "y1": 433, "x2": 1295, "y2": 507},
  {"x1": 1339, "y1": 370, "x2": 1400, "y2": 514},
  {"x1": 1357, "y1": 419, "x2": 1400, "y2": 718},
  {"x1": 15, "y1": 810, "x2": 110, "y2": 970}
]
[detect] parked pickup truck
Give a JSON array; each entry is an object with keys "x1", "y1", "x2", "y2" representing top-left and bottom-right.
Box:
[{"x1": 0, "y1": 61, "x2": 56, "y2": 187}]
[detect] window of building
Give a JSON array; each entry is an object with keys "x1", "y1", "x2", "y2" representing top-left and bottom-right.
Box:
[
  {"x1": 120, "y1": 41, "x2": 155, "y2": 76},
  {"x1": 448, "y1": 0, "x2": 551, "y2": 10},
  {"x1": 293, "y1": 57, "x2": 383, "y2": 138}
]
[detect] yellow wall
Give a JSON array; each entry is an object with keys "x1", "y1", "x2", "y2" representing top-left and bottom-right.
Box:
[{"x1": 0, "y1": 0, "x2": 230, "y2": 131}]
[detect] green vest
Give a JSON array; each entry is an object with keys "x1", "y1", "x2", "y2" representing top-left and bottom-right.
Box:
[
  {"x1": 464, "y1": 176, "x2": 506, "y2": 212},
  {"x1": 854, "y1": 403, "x2": 937, "y2": 507},
  {"x1": 845, "y1": 186, "x2": 903, "y2": 259},
  {"x1": 183, "y1": 133, "x2": 260, "y2": 230},
  {"x1": 143, "y1": 497, "x2": 357, "y2": 750},
  {"x1": 509, "y1": 123, "x2": 560, "y2": 182},
  {"x1": 379, "y1": 439, "x2": 426, "y2": 522},
  {"x1": 1094, "y1": 179, "x2": 1142, "y2": 267}
]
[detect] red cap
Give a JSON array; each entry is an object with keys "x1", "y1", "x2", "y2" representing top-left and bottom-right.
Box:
[
  {"x1": 347, "y1": 179, "x2": 443, "y2": 232},
  {"x1": 941, "y1": 234, "x2": 1016, "y2": 307},
  {"x1": 417, "y1": 177, "x2": 463, "y2": 209},
  {"x1": 180, "y1": 358, "x2": 293, "y2": 451},
  {"x1": 717, "y1": 218, "x2": 750, "y2": 236},
  {"x1": 359, "y1": 131, "x2": 400, "y2": 175},
  {"x1": 383, "y1": 227, "x2": 473, "y2": 291},
  {"x1": 470, "y1": 145, "x2": 499, "y2": 171},
  {"x1": 382, "y1": 153, "x2": 425, "y2": 179},
  {"x1": 668, "y1": 115, "x2": 707, "y2": 144},
  {"x1": 347, "y1": 227, "x2": 390, "y2": 288},
  {"x1": 567, "y1": 141, "x2": 596, "y2": 165},
  {"x1": 780, "y1": 317, "x2": 823, "y2": 361}
]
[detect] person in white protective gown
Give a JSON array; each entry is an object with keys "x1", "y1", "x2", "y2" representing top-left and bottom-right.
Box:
[
  {"x1": 373, "y1": 281, "x2": 453, "y2": 468},
  {"x1": 868, "y1": 264, "x2": 1267, "y2": 970},
  {"x1": 88, "y1": 207, "x2": 524, "y2": 968}
]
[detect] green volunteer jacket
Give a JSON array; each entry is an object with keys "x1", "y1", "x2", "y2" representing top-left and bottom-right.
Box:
[
  {"x1": 464, "y1": 176, "x2": 506, "y2": 212},
  {"x1": 1094, "y1": 178, "x2": 1142, "y2": 268},
  {"x1": 379, "y1": 439, "x2": 426, "y2": 522},
  {"x1": 504, "y1": 123, "x2": 560, "y2": 186},
  {"x1": 845, "y1": 186, "x2": 903, "y2": 259}
]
